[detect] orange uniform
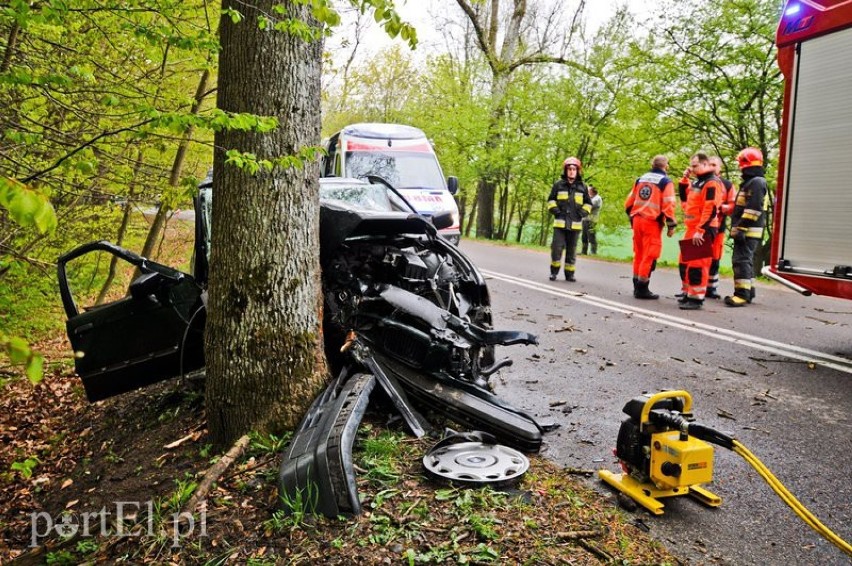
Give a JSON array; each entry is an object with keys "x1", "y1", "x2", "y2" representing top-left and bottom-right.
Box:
[
  {"x1": 678, "y1": 173, "x2": 724, "y2": 302},
  {"x1": 708, "y1": 178, "x2": 736, "y2": 297},
  {"x1": 625, "y1": 168, "x2": 677, "y2": 282}
]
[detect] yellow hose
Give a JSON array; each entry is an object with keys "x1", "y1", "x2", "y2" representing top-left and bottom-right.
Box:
[{"x1": 732, "y1": 440, "x2": 852, "y2": 557}]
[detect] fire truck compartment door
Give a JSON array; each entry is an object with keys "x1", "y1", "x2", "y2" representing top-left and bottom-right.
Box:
[{"x1": 782, "y1": 27, "x2": 852, "y2": 274}]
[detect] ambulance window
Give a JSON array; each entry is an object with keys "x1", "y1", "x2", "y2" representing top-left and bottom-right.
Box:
[{"x1": 344, "y1": 151, "x2": 444, "y2": 190}]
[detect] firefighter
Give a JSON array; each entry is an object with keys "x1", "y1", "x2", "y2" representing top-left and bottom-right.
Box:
[
  {"x1": 677, "y1": 152, "x2": 724, "y2": 310},
  {"x1": 725, "y1": 147, "x2": 767, "y2": 307},
  {"x1": 625, "y1": 155, "x2": 678, "y2": 299},
  {"x1": 707, "y1": 156, "x2": 737, "y2": 299},
  {"x1": 581, "y1": 185, "x2": 603, "y2": 255},
  {"x1": 547, "y1": 157, "x2": 592, "y2": 281}
]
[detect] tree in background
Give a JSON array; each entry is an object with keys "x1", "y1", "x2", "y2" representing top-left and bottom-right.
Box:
[
  {"x1": 630, "y1": 0, "x2": 782, "y2": 268},
  {"x1": 0, "y1": 0, "x2": 216, "y2": 380}
]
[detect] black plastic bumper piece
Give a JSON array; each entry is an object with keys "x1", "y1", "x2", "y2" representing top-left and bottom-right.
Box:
[
  {"x1": 279, "y1": 371, "x2": 376, "y2": 517},
  {"x1": 371, "y1": 352, "x2": 543, "y2": 453}
]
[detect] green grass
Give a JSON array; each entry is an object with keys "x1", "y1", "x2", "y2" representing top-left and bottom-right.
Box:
[{"x1": 467, "y1": 227, "x2": 736, "y2": 275}]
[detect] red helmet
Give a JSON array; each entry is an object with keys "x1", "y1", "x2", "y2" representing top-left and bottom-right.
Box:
[
  {"x1": 736, "y1": 147, "x2": 763, "y2": 169},
  {"x1": 563, "y1": 157, "x2": 582, "y2": 173}
]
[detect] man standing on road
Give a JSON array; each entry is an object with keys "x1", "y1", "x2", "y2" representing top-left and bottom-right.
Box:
[
  {"x1": 547, "y1": 157, "x2": 592, "y2": 281},
  {"x1": 707, "y1": 156, "x2": 737, "y2": 299},
  {"x1": 677, "y1": 152, "x2": 724, "y2": 310},
  {"x1": 725, "y1": 147, "x2": 768, "y2": 307},
  {"x1": 625, "y1": 155, "x2": 678, "y2": 299},
  {"x1": 581, "y1": 185, "x2": 603, "y2": 255}
]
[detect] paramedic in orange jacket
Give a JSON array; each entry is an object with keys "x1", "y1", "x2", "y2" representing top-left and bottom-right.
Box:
[
  {"x1": 707, "y1": 156, "x2": 737, "y2": 299},
  {"x1": 677, "y1": 152, "x2": 724, "y2": 310},
  {"x1": 625, "y1": 155, "x2": 677, "y2": 299}
]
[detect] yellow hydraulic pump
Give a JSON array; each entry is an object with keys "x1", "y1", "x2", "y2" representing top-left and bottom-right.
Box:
[
  {"x1": 598, "y1": 390, "x2": 721, "y2": 515},
  {"x1": 599, "y1": 390, "x2": 852, "y2": 558}
]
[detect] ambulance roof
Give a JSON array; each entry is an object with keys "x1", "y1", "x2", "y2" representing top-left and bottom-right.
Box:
[{"x1": 341, "y1": 123, "x2": 426, "y2": 140}]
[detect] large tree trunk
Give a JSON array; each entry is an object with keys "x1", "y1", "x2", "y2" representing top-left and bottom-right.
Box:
[{"x1": 206, "y1": 0, "x2": 326, "y2": 448}]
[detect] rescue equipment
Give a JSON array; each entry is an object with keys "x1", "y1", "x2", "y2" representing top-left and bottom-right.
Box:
[{"x1": 599, "y1": 390, "x2": 852, "y2": 558}]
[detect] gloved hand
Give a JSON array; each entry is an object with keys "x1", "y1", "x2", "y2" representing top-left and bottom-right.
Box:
[
  {"x1": 549, "y1": 207, "x2": 558, "y2": 216},
  {"x1": 731, "y1": 228, "x2": 746, "y2": 242}
]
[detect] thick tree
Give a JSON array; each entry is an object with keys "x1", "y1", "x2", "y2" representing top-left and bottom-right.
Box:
[
  {"x1": 206, "y1": 0, "x2": 416, "y2": 447},
  {"x1": 206, "y1": 0, "x2": 327, "y2": 447}
]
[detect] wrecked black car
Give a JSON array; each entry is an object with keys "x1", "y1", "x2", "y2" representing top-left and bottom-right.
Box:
[{"x1": 58, "y1": 175, "x2": 544, "y2": 516}]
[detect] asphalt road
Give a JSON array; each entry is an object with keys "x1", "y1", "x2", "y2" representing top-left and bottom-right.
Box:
[{"x1": 459, "y1": 239, "x2": 852, "y2": 566}]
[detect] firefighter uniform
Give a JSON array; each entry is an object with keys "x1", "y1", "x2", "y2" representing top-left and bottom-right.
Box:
[
  {"x1": 678, "y1": 172, "x2": 724, "y2": 308},
  {"x1": 625, "y1": 167, "x2": 677, "y2": 299},
  {"x1": 707, "y1": 178, "x2": 736, "y2": 298},
  {"x1": 725, "y1": 165, "x2": 767, "y2": 306},
  {"x1": 548, "y1": 177, "x2": 592, "y2": 281}
]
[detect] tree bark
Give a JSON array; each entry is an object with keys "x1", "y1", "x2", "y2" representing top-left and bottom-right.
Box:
[{"x1": 206, "y1": 0, "x2": 326, "y2": 448}]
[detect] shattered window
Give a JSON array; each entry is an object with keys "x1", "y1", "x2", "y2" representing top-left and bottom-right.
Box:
[{"x1": 345, "y1": 151, "x2": 445, "y2": 190}]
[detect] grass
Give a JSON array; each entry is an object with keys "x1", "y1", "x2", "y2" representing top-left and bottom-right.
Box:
[{"x1": 468, "y1": 226, "x2": 740, "y2": 275}]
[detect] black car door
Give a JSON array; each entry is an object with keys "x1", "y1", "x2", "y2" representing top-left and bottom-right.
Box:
[{"x1": 57, "y1": 241, "x2": 205, "y2": 401}]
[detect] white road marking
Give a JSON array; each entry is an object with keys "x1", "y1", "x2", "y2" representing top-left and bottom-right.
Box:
[{"x1": 481, "y1": 269, "x2": 852, "y2": 375}]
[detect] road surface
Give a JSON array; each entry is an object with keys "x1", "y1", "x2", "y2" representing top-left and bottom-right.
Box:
[{"x1": 459, "y1": 239, "x2": 852, "y2": 566}]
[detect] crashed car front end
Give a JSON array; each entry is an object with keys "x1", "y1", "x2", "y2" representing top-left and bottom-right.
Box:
[{"x1": 58, "y1": 176, "x2": 544, "y2": 519}]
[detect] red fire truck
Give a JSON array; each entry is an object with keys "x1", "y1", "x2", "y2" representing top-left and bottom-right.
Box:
[{"x1": 766, "y1": 0, "x2": 852, "y2": 299}]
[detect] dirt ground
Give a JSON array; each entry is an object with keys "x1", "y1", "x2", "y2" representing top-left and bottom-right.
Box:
[{"x1": 0, "y1": 332, "x2": 683, "y2": 565}]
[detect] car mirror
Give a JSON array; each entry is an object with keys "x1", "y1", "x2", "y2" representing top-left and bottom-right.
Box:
[
  {"x1": 129, "y1": 272, "x2": 167, "y2": 302},
  {"x1": 432, "y1": 210, "x2": 454, "y2": 231},
  {"x1": 447, "y1": 176, "x2": 459, "y2": 195}
]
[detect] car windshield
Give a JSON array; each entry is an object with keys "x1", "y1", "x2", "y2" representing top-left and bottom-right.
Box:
[
  {"x1": 320, "y1": 183, "x2": 394, "y2": 212},
  {"x1": 345, "y1": 151, "x2": 445, "y2": 190}
]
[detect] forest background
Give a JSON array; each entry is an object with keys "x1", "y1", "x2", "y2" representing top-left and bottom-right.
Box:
[{"x1": 0, "y1": 0, "x2": 782, "y2": 378}]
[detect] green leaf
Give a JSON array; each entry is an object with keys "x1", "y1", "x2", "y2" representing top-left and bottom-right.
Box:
[
  {"x1": 0, "y1": 178, "x2": 57, "y2": 235},
  {"x1": 6, "y1": 336, "x2": 30, "y2": 364},
  {"x1": 75, "y1": 160, "x2": 96, "y2": 175},
  {"x1": 223, "y1": 7, "x2": 243, "y2": 24},
  {"x1": 26, "y1": 354, "x2": 45, "y2": 385}
]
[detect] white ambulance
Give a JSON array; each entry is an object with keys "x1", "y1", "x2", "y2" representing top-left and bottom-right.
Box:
[{"x1": 321, "y1": 123, "x2": 461, "y2": 244}]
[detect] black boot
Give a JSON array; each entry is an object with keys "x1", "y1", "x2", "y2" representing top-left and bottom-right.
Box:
[
  {"x1": 634, "y1": 281, "x2": 659, "y2": 300},
  {"x1": 632, "y1": 277, "x2": 639, "y2": 297},
  {"x1": 565, "y1": 271, "x2": 576, "y2": 282},
  {"x1": 706, "y1": 287, "x2": 721, "y2": 299},
  {"x1": 679, "y1": 298, "x2": 703, "y2": 310}
]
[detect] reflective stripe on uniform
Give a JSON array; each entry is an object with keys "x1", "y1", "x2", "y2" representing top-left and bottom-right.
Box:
[
  {"x1": 547, "y1": 200, "x2": 557, "y2": 209},
  {"x1": 553, "y1": 219, "x2": 566, "y2": 228},
  {"x1": 556, "y1": 191, "x2": 569, "y2": 200}
]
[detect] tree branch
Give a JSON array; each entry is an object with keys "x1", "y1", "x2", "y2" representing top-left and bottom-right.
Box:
[{"x1": 21, "y1": 120, "x2": 154, "y2": 184}]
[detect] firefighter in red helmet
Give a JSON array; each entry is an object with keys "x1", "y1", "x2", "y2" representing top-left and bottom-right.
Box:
[
  {"x1": 547, "y1": 157, "x2": 592, "y2": 281},
  {"x1": 724, "y1": 147, "x2": 767, "y2": 307}
]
